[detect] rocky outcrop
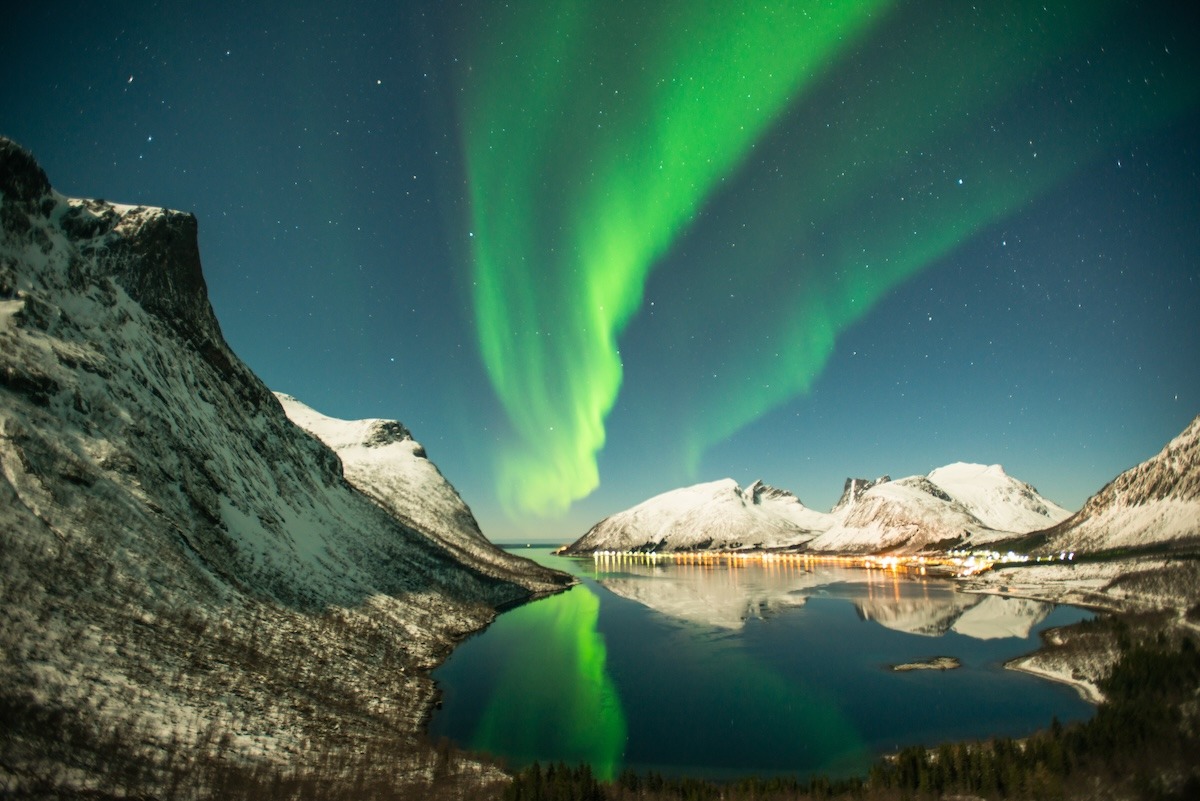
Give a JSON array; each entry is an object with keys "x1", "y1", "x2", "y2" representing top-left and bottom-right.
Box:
[{"x1": 832, "y1": 475, "x2": 891, "y2": 512}]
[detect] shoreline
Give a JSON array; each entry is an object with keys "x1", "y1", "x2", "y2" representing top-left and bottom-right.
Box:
[{"x1": 1004, "y1": 655, "x2": 1106, "y2": 705}]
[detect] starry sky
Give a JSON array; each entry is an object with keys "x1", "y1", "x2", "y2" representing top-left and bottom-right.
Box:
[{"x1": 3, "y1": 1, "x2": 1198, "y2": 543}]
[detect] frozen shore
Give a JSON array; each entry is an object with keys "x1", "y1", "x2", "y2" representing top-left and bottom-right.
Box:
[{"x1": 958, "y1": 556, "x2": 1200, "y2": 706}]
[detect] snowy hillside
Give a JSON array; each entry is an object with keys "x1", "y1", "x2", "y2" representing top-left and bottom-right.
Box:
[
  {"x1": 566, "y1": 464, "x2": 1069, "y2": 555},
  {"x1": 810, "y1": 475, "x2": 993, "y2": 552},
  {"x1": 0, "y1": 138, "x2": 566, "y2": 797},
  {"x1": 1031, "y1": 414, "x2": 1200, "y2": 553},
  {"x1": 276, "y1": 392, "x2": 567, "y2": 592},
  {"x1": 562, "y1": 478, "x2": 832, "y2": 553}
]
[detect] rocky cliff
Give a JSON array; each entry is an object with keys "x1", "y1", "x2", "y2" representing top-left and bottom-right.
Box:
[{"x1": 0, "y1": 137, "x2": 568, "y2": 797}]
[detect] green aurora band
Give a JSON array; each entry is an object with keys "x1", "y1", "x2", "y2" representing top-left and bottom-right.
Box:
[
  {"x1": 459, "y1": 0, "x2": 891, "y2": 516},
  {"x1": 657, "y1": 0, "x2": 1200, "y2": 470},
  {"x1": 457, "y1": 0, "x2": 1199, "y2": 515}
]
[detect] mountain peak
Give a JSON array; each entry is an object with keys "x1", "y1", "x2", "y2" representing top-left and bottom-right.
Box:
[
  {"x1": 0, "y1": 137, "x2": 52, "y2": 208},
  {"x1": 929, "y1": 462, "x2": 1008, "y2": 481},
  {"x1": 833, "y1": 475, "x2": 891, "y2": 512},
  {"x1": 568, "y1": 458, "x2": 1073, "y2": 556},
  {"x1": 1, "y1": 137, "x2": 236, "y2": 394},
  {"x1": 1036, "y1": 413, "x2": 1200, "y2": 553},
  {"x1": 742, "y1": 478, "x2": 800, "y2": 505}
]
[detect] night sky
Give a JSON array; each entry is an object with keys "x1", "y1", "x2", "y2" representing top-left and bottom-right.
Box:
[{"x1": 4, "y1": 1, "x2": 1198, "y2": 542}]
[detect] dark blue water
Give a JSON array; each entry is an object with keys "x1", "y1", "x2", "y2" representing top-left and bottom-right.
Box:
[{"x1": 430, "y1": 549, "x2": 1095, "y2": 780}]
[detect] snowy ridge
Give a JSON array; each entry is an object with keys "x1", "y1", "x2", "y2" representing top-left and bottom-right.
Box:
[
  {"x1": 276, "y1": 392, "x2": 567, "y2": 591},
  {"x1": 567, "y1": 463, "x2": 1069, "y2": 555},
  {"x1": 572, "y1": 417, "x2": 1200, "y2": 556},
  {"x1": 811, "y1": 475, "x2": 993, "y2": 553},
  {"x1": 1035, "y1": 414, "x2": 1200, "y2": 553},
  {"x1": 0, "y1": 138, "x2": 566, "y2": 794},
  {"x1": 563, "y1": 478, "x2": 830, "y2": 554}
]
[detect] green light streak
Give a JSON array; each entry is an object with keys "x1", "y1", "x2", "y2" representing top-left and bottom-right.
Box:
[
  {"x1": 671, "y1": 0, "x2": 1200, "y2": 466},
  {"x1": 459, "y1": 0, "x2": 892, "y2": 516},
  {"x1": 468, "y1": 585, "x2": 625, "y2": 779}
]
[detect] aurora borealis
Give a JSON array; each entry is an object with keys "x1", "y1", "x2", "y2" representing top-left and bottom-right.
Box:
[
  {"x1": 458, "y1": 0, "x2": 890, "y2": 516},
  {"x1": 457, "y1": 0, "x2": 1198, "y2": 518},
  {"x1": 4, "y1": 0, "x2": 1198, "y2": 540}
]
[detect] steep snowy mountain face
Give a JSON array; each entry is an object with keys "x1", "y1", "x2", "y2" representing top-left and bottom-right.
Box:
[
  {"x1": 809, "y1": 463, "x2": 1071, "y2": 553},
  {"x1": 566, "y1": 463, "x2": 1070, "y2": 555},
  {"x1": 0, "y1": 138, "x2": 566, "y2": 795},
  {"x1": 276, "y1": 392, "x2": 567, "y2": 592},
  {"x1": 927, "y1": 462, "x2": 1069, "y2": 531},
  {"x1": 562, "y1": 478, "x2": 832, "y2": 553},
  {"x1": 1035, "y1": 415, "x2": 1200, "y2": 554}
]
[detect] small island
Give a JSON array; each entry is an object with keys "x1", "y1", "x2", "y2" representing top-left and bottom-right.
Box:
[{"x1": 890, "y1": 656, "x2": 962, "y2": 672}]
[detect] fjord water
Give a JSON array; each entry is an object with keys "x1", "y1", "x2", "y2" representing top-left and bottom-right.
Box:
[{"x1": 430, "y1": 549, "x2": 1094, "y2": 780}]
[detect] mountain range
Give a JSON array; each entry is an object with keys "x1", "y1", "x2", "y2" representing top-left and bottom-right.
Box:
[
  {"x1": 0, "y1": 137, "x2": 568, "y2": 796},
  {"x1": 565, "y1": 461, "x2": 1072, "y2": 554},
  {"x1": 565, "y1": 420, "x2": 1200, "y2": 555}
]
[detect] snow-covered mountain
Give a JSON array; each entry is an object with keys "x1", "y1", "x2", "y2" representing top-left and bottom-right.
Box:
[
  {"x1": 809, "y1": 464, "x2": 1070, "y2": 553},
  {"x1": 927, "y1": 463, "x2": 1070, "y2": 532},
  {"x1": 0, "y1": 138, "x2": 567, "y2": 796},
  {"x1": 1030, "y1": 415, "x2": 1200, "y2": 554},
  {"x1": 562, "y1": 478, "x2": 831, "y2": 553},
  {"x1": 566, "y1": 464, "x2": 1069, "y2": 555},
  {"x1": 276, "y1": 392, "x2": 566, "y2": 591}
]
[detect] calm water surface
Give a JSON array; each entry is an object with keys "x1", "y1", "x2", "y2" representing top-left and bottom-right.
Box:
[{"x1": 430, "y1": 548, "x2": 1094, "y2": 780}]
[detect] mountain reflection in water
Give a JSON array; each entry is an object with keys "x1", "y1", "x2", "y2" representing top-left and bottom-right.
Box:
[
  {"x1": 588, "y1": 552, "x2": 1050, "y2": 638},
  {"x1": 431, "y1": 549, "x2": 1093, "y2": 780}
]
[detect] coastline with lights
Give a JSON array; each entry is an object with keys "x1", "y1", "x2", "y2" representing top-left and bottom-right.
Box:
[{"x1": 565, "y1": 547, "x2": 1079, "y2": 579}]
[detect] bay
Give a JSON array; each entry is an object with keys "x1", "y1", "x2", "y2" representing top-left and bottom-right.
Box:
[{"x1": 429, "y1": 548, "x2": 1094, "y2": 781}]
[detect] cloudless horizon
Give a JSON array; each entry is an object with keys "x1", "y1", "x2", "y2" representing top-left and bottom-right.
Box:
[{"x1": 3, "y1": 1, "x2": 1198, "y2": 543}]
